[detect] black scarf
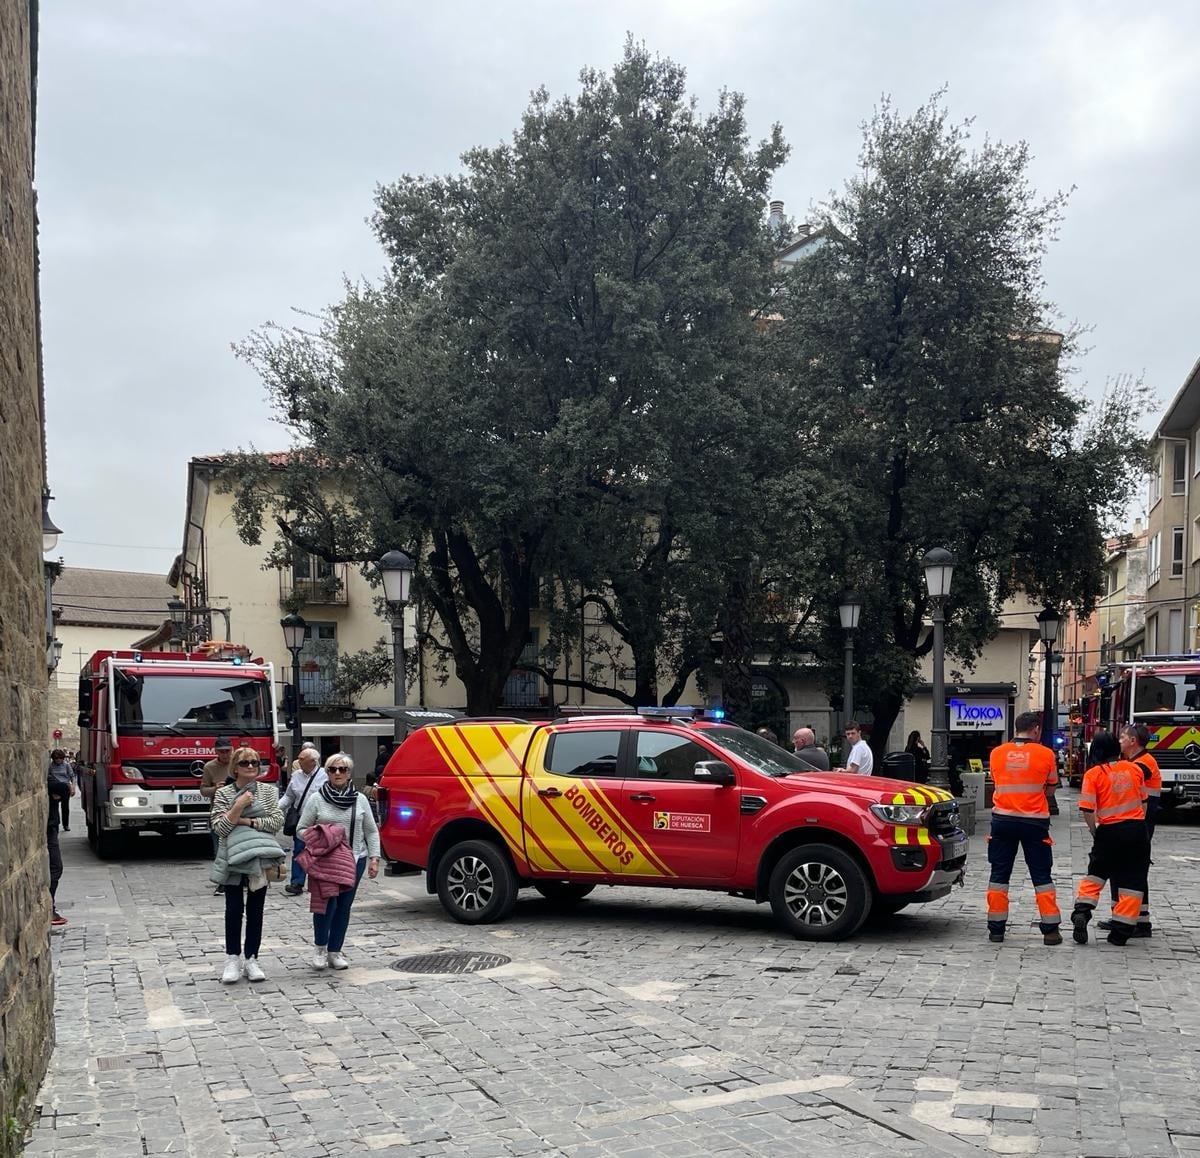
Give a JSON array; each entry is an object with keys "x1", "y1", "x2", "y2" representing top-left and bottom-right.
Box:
[{"x1": 320, "y1": 781, "x2": 358, "y2": 810}]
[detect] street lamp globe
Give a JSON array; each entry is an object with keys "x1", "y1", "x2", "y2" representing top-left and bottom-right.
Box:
[
  {"x1": 921, "y1": 547, "x2": 955, "y2": 600},
  {"x1": 280, "y1": 612, "x2": 307, "y2": 654},
  {"x1": 1036, "y1": 605, "x2": 1061, "y2": 646},
  {"x1": 378, "y1": 549, "x2": 414, "y2": 608},
  {"x1": 838, "y1": 592, "x2": 863, "y2": 631},
  {"x1": 1051, "y1": 651, "x2": 1065, "y2": 680},
  {"x1": 42, "y1": 491, "x2": 62, "y2": 554}
]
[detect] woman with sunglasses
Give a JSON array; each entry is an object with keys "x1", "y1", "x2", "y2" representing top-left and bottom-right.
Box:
[
  {"x1": 297, "y1": 753, "x2": 380, "y2": 970},
  {"x1": 210, "y1": 746, "x2": 285, "y2": 983}
]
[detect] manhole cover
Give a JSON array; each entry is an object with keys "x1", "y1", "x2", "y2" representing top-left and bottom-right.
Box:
[
  {"x1": 95, "y1": 1051, "x2": 163, "y2": 1071},
  {"x1": 392, "y1": 951, "x2": 511, "y2": 975}
]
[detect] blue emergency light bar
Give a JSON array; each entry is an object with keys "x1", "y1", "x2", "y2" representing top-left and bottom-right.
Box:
[{"x1": 636, "y1": 706, "x2": 726, "y2": 721}]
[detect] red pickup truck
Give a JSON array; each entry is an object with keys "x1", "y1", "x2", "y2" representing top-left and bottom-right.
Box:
[{"x1": 377, "y1": 710, "x2": 967, "y2": 940}]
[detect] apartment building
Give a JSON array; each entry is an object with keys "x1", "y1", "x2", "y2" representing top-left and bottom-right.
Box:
[{"x1": 1146, "y1": 356, "x2": 1200, "y2": 655}]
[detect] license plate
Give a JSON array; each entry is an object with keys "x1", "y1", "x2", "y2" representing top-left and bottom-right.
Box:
[
  {"x1": 177, "y1": 791, "x2": 205, "y2": 805},
  {"x1": 1169, "y1": 773, "x2": 1200, "y2": 783},
  {"x1": 945, "y1": 839, "x2": 967, "y2": 859}
]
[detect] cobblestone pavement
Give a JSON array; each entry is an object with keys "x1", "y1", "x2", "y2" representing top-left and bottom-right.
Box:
[{"x1": 24, "y1": 790, "x2": 1200, "y2": 1157}]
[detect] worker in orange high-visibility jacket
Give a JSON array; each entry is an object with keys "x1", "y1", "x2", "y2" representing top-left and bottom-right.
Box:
[
  {"x1": 986, "y1": 710, "x2": 1062, "y2": 946},
  {"x1": 1096, "y1": 723, "x2": 1159, "y2": 937},
  {"x1": 1072, "y1": 730, "x2": 1151, "y2": 947}
]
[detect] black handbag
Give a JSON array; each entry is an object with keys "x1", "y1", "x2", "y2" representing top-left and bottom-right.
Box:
[{"x1": 283, "y1": 770, "x2": 317, "y2": 837}]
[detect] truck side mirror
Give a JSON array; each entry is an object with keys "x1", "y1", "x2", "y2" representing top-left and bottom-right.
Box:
[
  {"x1": 78, "y1": 678, "x2": 93, "y2": 729},
  {"x1": 693, "y1": 760, "x2": 735, "y2": 786}
]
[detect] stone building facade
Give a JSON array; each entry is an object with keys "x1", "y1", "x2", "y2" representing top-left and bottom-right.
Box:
[{"x1": 0, "y1": 1, "x2": 55, "y2": 1151}]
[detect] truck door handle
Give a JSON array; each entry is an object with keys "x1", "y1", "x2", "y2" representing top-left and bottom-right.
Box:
[
  {"x1": 537, "y1": 787, "x2": 562, "y2": 798},
  {"x1": 629, "y1": 793, "x2": 656, "y2": 803}
]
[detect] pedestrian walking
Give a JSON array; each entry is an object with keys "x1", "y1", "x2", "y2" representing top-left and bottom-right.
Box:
[
  {"x1": 834, "y1": 722, "x2": 873, "y2": 775},
  {"x1": 48, "y1": 748, "x2": 76, "y2": 831},
  {"x1": 985, "y1": 710, "x2": 1062, "y2": 945},
  {"x1": 790, "y1": 726, "x2": 831, "y2": 770},
  {"x1": 1096, "y1": 723, "x2": 1159, "y2": 937},
  {"x1": 291, "y1": 740, "x2": 320, "y2": 773},
  {"x1": 1071, "y1": 731, "x2": 1151, "y2": 947},
  {"x1": 47, "y1": 764, "x2": 69, "y2": 928},
  {"x1": 210, "y1": 746, "x2": 285, "y2": 983},
  {"x1": 905, "y1": 731, "x2": 931, "y2": 784},
  {"x1": 297, "y1": 753, "x2": 380, "y2": 971},
  {"x1": 279, "y1": 746, "x2": 326, "y2": 896}
]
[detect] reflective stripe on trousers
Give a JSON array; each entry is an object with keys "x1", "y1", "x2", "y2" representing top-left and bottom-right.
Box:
[{"x1": 986, "y1": 815, "x2": 1059, "y2": 933}]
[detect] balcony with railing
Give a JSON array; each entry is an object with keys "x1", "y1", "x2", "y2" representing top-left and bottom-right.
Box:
[{"x1": 279, "y1": 559, "x2": 349, "y2": 606}]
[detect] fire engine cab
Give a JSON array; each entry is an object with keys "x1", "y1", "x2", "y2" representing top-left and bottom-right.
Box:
[
  {"x1": 76, "y1": 646, "x2": 279, "y2": 858},
  {"x1": 1101, "y1": 655, "x2": 1200, "y2": 809}
]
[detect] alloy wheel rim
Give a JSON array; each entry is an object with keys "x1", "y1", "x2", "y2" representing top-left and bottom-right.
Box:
[
  {"x1": 447, "y1": 855, "x2": 495, "y2": 911},
  {"x1": 783, "y1": 861, "x2": 849, "y2": 925}
]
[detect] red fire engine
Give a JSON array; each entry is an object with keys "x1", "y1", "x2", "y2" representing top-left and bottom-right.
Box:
[
  {"x1": 1087, "y1": 656, "x2": 1200, "y2": 809},
  {"x1": 76, "y1": 645, "x2": 279, "y2": 858}
]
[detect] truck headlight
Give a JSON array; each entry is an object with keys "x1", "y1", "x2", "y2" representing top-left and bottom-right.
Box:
[
  {"x1": 114, "y1": 794, "x2": 149, "y2": 808},
  {"x1": 870, "y1": 803, "x2": 929, "y2": 825}
]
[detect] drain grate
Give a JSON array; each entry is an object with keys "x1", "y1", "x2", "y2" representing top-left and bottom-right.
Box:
[
  {"x1": 392, "y1": 951, "x2": 511, "y2": 975},
  {"x1": 95, "y1": 1051, "x2": 163, "y2": 1072}
]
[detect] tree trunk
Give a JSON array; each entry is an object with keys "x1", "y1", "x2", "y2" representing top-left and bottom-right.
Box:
[{"x1": 870, "y1": 688, "x2": 903, "y2": 758}]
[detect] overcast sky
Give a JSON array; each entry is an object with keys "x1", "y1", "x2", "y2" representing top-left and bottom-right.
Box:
[{"x1": 37, "y1": 1, "x2": 1200, "y2": 576}]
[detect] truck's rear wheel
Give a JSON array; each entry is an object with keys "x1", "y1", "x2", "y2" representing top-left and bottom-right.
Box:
[
  {"x1": 768, "y1": 843, "x2": 871, "y2": 941},
  {"x1": 436, "y1": 840, "x2": 517, "y2": 925},
  {"x1": 534, "y1": 881, "x2": 595, "y2": 906}
]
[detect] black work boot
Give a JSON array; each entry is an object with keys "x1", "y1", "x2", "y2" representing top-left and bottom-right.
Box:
[
  {"x1": 1043, "y1": 930, "x2": 1063, "y2": 946},
  {"x1": 1106, "y1": 930, "x2": 1130, "y2": 946},
  {"x1": 1071, "y1": 909, "x2": 1090, "y2": 945}
]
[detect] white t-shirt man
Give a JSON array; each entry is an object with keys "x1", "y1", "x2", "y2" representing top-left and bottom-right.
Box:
[{"x1": 840, "y1": 727, "x2": 874, "y2": 776}]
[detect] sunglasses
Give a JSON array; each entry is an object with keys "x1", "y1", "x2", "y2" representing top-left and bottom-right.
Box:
[
  {"x1": 236, "y1": 759, "x2": 259, "y2": 768},
  {"x1": 327, "y1": 765, "x2": 350, "y2": 773}
]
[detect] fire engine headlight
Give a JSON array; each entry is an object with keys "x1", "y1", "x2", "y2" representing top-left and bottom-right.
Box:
[
  {"x1": 121, "y1": 765, "x2": 145, "y2": 782},
  {"x1": 870, "y1": 803, "x2": 929, "y2": 825},
  {"x1": 113, "y1": 794, "x2": 149, "y2": 809}
]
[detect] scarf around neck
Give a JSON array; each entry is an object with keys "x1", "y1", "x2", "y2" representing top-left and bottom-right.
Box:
[{"x1": 320, "y1": 781, "x2": 358, "y2": 810}]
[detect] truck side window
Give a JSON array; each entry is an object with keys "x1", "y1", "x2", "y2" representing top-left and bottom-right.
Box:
[
  {"x1": 545, "y1": 730, "x2": 622, "y2": 778},
  {"x1": 632, "y1": 732, "x2": 713, "y2": 781}
]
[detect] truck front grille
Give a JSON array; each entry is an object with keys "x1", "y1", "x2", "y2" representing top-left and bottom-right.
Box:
[
  {"x1": 122, "y1": 760, "x2": 209, "y2": 781},
  {"x1": 926, "y1": 801, "x2": 961, "y2": 837}
]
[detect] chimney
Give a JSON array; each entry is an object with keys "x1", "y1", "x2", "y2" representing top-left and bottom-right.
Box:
[
  {"x1": 767, "y1": 199, "x2": 784, "y2": 234},
  {"x1": 1133, "y1": 517, "x2": 1144, "y2": 537}
]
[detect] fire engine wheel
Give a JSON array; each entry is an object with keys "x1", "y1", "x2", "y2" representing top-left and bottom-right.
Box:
[
  {"x1": 769, "y1": 843, "x2": 871, "y2": 941},
  {"x1": 95, "y1": 826, "x2": 128, "y2": 861},
  {"x1": 533, "y1": 881, "x2": 596, "y2": 906},
  {"x1": 436, "y1": 840, "x2": 518, "y2": 925}
]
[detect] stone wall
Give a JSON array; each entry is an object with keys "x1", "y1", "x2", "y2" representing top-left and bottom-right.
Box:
[{"x1": 0, "y1": 1, "x2": 55, "y2": 1153}]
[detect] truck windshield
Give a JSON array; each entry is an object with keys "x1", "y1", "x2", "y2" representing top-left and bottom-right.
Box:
[
  {"x1": 114, "y1": 672, "x2": 271, "y2": 733},
  {"x1": 705, "y1": 726, "x2": 813, "y2": 777},
  {"x1": 1133, "y1": 673, "x2": 1200, "y2": 717}
]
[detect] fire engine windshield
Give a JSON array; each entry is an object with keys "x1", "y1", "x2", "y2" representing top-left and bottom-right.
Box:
[
  {"x1": 704, "y1": 726, "x2": 814, "y2": 777},
  {"x1": 114, "y1": 672, "x2": 272, "y2": 733},
  {"x1": 1133, "y1": 673, "x2": 1200, "y2": 717}
]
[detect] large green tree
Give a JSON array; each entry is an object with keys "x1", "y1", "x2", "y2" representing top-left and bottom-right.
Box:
[
  {"x1": 228, "y1": 42, "x2": 793, "y2": 713},
  {"x1": 773, "y1": 95, "x2": 1149, "y2": 752}
]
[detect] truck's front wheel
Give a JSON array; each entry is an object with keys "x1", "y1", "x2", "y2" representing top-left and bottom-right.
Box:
[
  {"x1": 768, "y1": 844, "x2": 871, "y2": 941},
  {"x1": 436, "y1": 840, "x2": 518, "y2": 925}
]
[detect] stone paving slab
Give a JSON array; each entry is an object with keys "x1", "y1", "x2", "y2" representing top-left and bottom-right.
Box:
[{"x1": 23, "y1": 791, "x2": 1200, "y2": 1155}]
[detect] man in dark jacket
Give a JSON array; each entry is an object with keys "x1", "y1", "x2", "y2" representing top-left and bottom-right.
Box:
[
  {"x1": 791, "y1": 727, "x2": 831, "y2": 771},
  {"x1": 47, "y1": 768, "x2": 69, "y2": 927}
]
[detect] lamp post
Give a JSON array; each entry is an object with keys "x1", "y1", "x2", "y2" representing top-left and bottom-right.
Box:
[
  {"x1": 838, "y1": 592, "x2": 863, "y2": 727},
  {"x1": 1036, "y1": 606, "x2": 1061, "y2": 744},
  {"x1": 378, "y1": 550, "x2": 414, "y2": 743},
  {"x1": 167, "y1": 599, "x2": 187, "y2": 649},
  {"x1": 280, "y1": 612, "x2": 307, "y2": 759},
  {"x1": 922, "y1": 547, "x2": 956, "y2": 788}
]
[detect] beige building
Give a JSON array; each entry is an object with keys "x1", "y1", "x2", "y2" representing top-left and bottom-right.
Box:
[
  {"x1": 899, "y1": 594, "x2": 1044, "y2": 767},
  {"x1": 48, "y1": 567, "x2": 174, "y2": 746},
  {"x1": 1146, "y1": 355, "x2": 1200, "y2": 655}
]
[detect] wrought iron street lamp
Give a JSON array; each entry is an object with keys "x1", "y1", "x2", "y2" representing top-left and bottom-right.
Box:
[
  {"x1": 378, "y1": 550, "x2": 414, "y2": 742},
  {"x1": 922, "y1": 547, "x2": 956, "y2": 788},
  {"x1": 280, "y1": 612, "x2": 307, "y2": 759},
  {"x1": 838, "y1": 592, "x2": 863, "y2": 726},
  {"x1": 42, "y1": 489, "x2": 62, "y2": 554}
]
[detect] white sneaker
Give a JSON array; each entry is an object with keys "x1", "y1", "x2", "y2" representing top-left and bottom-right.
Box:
[
  {"x1": 244, "y1": 957, "x2": 266, "y2": 983},
  {"x1": 221, "y1": 954, "x2": 243, "y2": 984},
  {"x1": 328, "y1": 951, "x2": 349, "y2": 971},
  {"x1": 311, "y1": 947, "x2": 328, "y2": 970}
]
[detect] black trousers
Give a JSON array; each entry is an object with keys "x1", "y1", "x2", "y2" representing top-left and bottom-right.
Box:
[
  {"x1": 1109, "y1": 803, "x2": 1156, "y2": 909},
  {"x1": 1079, "y1": 819, "x2": 1150, "y2": 928},
  {"x1": 59, "y1": 796, "x2": 70, "y2": 829},
  {"x1": 47, "y1": 827, "x2": 63, "y2": 903},
  {"x1": 224, "y1": 881, "x2": 266, "y2": 958}
]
